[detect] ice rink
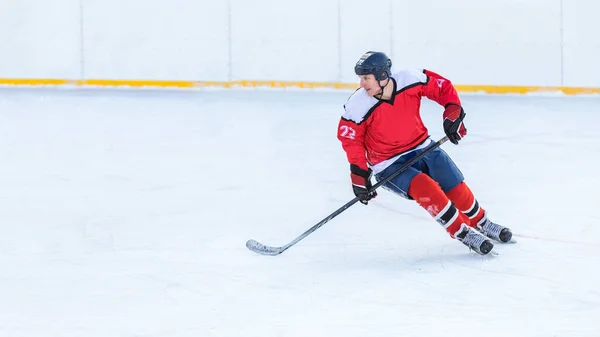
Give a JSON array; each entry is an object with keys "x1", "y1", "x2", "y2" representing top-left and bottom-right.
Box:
[{"x1": 0, "y1": 87, "x2": 599, "y2": 337}]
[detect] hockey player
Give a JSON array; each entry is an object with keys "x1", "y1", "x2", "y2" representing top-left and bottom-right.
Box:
[{"x1": 337, "y1": 51, "x2": 512, "y2": 255}]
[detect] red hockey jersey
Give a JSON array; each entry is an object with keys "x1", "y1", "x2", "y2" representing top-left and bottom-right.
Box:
[{"x1": 337, "y1": 69, "x2": 462, "y2": 174}]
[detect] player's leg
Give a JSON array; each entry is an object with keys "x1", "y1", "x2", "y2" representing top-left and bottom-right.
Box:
[
  {"x1": 375, "y1": 156, "x2": 493, "y2": 255},
  {"x1": 406, "y1": 172, "x2": 493, "y2": 255},
  {"x1": 445, "y1": 181, "x2": 486, "y2": 228},
  {"x1": 423, "y1": 148, "x2": 513, "y2": 243}
]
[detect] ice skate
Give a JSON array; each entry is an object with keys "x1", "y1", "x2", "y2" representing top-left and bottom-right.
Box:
[
  {"x1": 478, "y1": 218, "x2": 513, "y2": 243},
  {"x1": 455, "y1": 224, "x2": 494, "y2": 255}
]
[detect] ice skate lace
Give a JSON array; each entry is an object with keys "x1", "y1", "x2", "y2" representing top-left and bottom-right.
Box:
[
  {"x1": 462, "y1": 230, "x2": 487, "y2": 252},
  {"x1": 480, "y1": 220, "x2": 503, "y2": 241}
]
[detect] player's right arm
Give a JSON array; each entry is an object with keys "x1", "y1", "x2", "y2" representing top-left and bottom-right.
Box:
[
  {"x1": 337, "y1": 90, "x2": 378, "y2": 204},
  {"x1": 338, "y1": 116, "x2": 376, "y2": 204},
  {"x1": 337, "y1": 90, "x2": 372, "y2": 170},
  {"x1": 337, "y1": 117, "x2": 368, "y2": 170}
]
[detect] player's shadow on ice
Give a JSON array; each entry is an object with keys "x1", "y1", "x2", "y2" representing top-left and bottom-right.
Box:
[{"x1": 311, "y1": 243, "x2": 493, "y2": 275}]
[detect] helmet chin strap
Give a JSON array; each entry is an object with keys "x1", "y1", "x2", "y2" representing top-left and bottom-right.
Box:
[{"x1": 374, "y1": 76, "x2": 389, "y2": 98}]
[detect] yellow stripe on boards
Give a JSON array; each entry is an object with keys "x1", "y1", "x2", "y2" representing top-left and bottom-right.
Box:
[
  {"x1": 455, "y1": 85, "x2": 600, "y2": 95},
  {"x1": 0, "y1": 78, "x2": 71, "y2": 86},
  {"x1": 78, "y1": 79, "x2": 197, "y2": 88},
  {"x1": 0, "y1": 78, "x2": 599, "y2": 95}
]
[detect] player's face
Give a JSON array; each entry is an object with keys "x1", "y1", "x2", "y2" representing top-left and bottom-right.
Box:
[{"x1": 359, "y1": 74, "x2": 382, "y2": 96}]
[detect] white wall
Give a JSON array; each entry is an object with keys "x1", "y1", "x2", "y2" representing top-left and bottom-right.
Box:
[
  {"x1": 562, "y1": 1, "x2": 600, "y2": 87},
  {"x1": 390, "y1": 0, "x2": 562, "y2": 86},
  {"x1": 0, "y1": 0, "x2": 599, "y2": 87},
  {"x1": 231, "y1": 0, "x2": 339, "y2": 82},
  {"x1": 82, "y1": 0, "x2": 230, "y2": 81},
  {"x1": 0, "y1": 0, "x2": 81, "y2": 78}
]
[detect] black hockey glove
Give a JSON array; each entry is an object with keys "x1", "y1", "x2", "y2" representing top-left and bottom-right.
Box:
[
  {"x1": 443, "y1": 104, "x2": 467, "y2": 145},
  {"x1": 350, "y1": 164, "x2": 377, "y2": 205}
]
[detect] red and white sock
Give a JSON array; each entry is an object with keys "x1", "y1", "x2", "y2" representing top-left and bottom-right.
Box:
[
  {"x1": 445, "y1": 182, "x2": 487, "y2": 228},
  {"x1": 408, "y1": 173, "x2": 471, "y2": 238}
]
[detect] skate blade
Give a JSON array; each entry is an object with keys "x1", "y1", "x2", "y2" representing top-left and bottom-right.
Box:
[{"x1": 470, "y1": 247, "x2": 498, "y2": 257}]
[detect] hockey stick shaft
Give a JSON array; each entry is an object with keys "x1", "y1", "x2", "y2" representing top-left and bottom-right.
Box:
[{"x1": 247, "y1": 136, "x2": 449, "y2": 255}]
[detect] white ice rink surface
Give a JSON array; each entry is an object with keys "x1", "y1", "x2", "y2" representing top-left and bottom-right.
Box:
[{"x1": 0, "y1": 87, "x2": 599, "y2": 337}]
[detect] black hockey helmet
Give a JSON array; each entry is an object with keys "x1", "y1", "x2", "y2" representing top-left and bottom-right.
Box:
[{"x1": 354, "y1": 51, "x2": 392, "y2": 81}]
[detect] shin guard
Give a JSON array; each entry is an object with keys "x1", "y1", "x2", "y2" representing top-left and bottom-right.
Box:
[
  {"x1": 408, "y1": 173, "x2": 471, "y2": 238},
  {"x1": 445, "y1": 182, "x2": 487, "y2": 228}
]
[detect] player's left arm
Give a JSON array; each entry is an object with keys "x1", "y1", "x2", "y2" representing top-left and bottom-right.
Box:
[{"x1": 421, "y1": 69, "x2": 467, "y2": 145}]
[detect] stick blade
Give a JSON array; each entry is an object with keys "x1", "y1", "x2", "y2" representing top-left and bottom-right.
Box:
[{"x1": 245, "y1": 239, "x2": 284, "y2": 256}]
